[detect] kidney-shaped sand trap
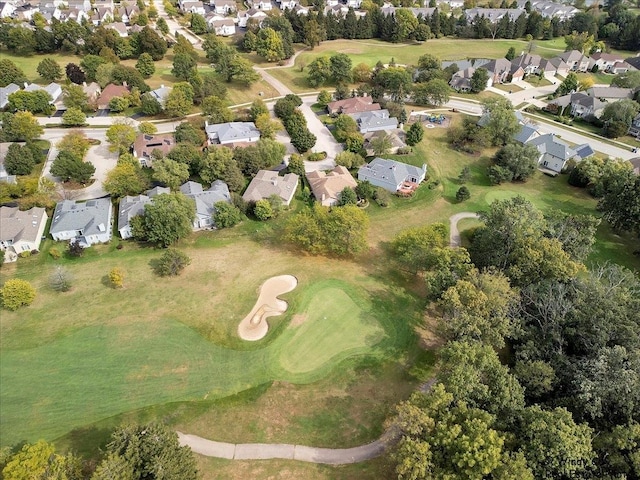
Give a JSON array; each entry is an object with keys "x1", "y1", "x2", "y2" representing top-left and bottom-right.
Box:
[{"x1": 237, "y1": 275, "x2": 298, "y2": 341}]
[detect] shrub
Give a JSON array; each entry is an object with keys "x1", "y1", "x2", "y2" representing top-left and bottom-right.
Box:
[
  {"x1": 67, "y1": 239, "x2": 84, "y2": 257},
  {"x1": 396, "y1": 146, "x2": 412, "y2": 155},
  {"x1": 18, "y1": 251, "x2": 31, "y2": 258},
  {"x1": 1, "y1": 279, "x2": 36, "y2": 311},
  {"x1": 108, "y1": 267, "x2": 125, "y2": 288},
  {"x1": 49, "y1": 247, "x2": 62, "y2": 259},
  {"x1": 155, "y1": 248, "x2": 191, "y2": 276},
  {"x1": 456, "y1": 186, "x2": 471, "y2": 202},
  {"x1": 374, "y1": 188, "x2": 391, "y2": 207},
  {"x1": 213, "y1": 201, "x2": 242, "y2": 228},
  {"x1": 307, "y1": 151, "x2": 327, "y2": 162},
  {"x1": 253, "y1": 199, "x2": 274, "y2": 220},
  {"x1": 50, "y1": 266, "x2": 72, "y2": 292}
]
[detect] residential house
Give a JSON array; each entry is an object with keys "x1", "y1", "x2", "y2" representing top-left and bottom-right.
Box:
[
  {"x1": 589, "y1": 52, "x2": 624, "y2": 72},
  {"x1": 351, "y1": 109, "x2": 399, "y2": 133},
  {"x1": 279, "y1": 0, "x2": 297, "y2": 9},
  {"x1": 0, "y1": 83, "x2": 20, "y2": 109},
  {"x1": 180, "y1": 0, "x2": 206, "y2": 14},
  {"x1": 117, "y1": 186, "x2": 170, "y2": 239},
  {"x1": 526, "y1": 133, "x2": 579, "y2": 173},
  {"x1": 237, "y1": 8, "x2": 267, "y2": 27},
  {"x1": 435, "y1": 0, "x2": 464, "y2": 8},
  {"x1": 91, "y1": 6, "x2": 114, "y2": 25},
  {"x1": 514, "y1": 124, "x2": 540, "y2": 144},
  {"x1": 209, "y1": 17, "x2": 236, "y2": 35},
  {"x1": 363, "y1": 130, "x2": 406, "y2": 156},
  {"x1": 25, "y1": 82, "x2": 63, "y2": 104},
  {"x1": 179, "y1": 180, "x2": 232, "y2": 230},
  {"x1": 242, "y1": 170, "x2": 299, "y2": 206},
  {"x1": 60, "y1": 7, "x2": 90, "y2": 22},
  {"x1": 449, "y1": 67, "x2": 475, "y2": 92},
  {"x1": 0, "y1": 2, "x2": 17, "y2": 17},
  {"x1": 96, "y1": 83, "x2": 130, "y2": 110},
  {"x1": 307, "y1": 166, "x2": 357, "y2": 206},
  {"x1": 574, "y1": 143, "x2": 594, "y2": 160},
  {"x1": 148, "y1": 84, "x2": 172, "y2": 107},
  {"x1": 538, "y1": 56, "x2": 570, "y2": 77},
  {"x1": 0, "y1": 206, "x2": 48, "y2": 263},
  {"x1": 132, "y1": 133, "x2": 176, "y2": 167},
  {"x1": 516, "y1": 0, "x2": 578, "y2": 19},
  {"x1": 12, "y1": 3, "x2": 40, "y2": 20},
  {"x1": 325, "y1": 0, "x2": 339, "y2": 6},
  {"x1": 118, "y1": 4, "x2": 140, "y2": 24},
  {"x1": 625, "y1": 55, "x2": 640, "y2": 71},
  {"x1": 251, "y1": 0, "x2": 272, "y2": 10},
  {"x1": 609, "y1": 61, "x2": 634, "y2": 74},
  {"x1": 464, "y1": 8, "x2": 526, "y2": 23},
  {"x1": 205, "y1": 121, "x2": 260, "y2": 145},
  {"x1": 107, "y1": 21, "x2": 128, "y2": 37},
  {"x1": 358, "y1": 158, "x2": 427, "y2": 194},
  {"x1": 569, "y1": 93, "x2": 606, "y2": 119},
  {"x1": 511, "y1": 53, "x2": 542, "y2": 76},
  {"x1": 586, "y1": 86, "x2": 634, "y2": 102},
  {"x1": 327, "y1": 96, "x2": 380, "y2": 115},
  {"x1": 293, "y1": 4, "x2": 309, "y2": 14},
  {"x1": 212, "y1": 0, "x2": 236, "y2": 13},
  {"x1": 483, "y1": 58, "x2": 521, "y2": 85},
  {"x1": 409, "y1": 7, "x2": 436, "y2": 17},
  {"x1": 559, "y1": 50, "x2": 590, "y2": 72},
  {"x1": 629, "y1": 157, "x2": 640, "y2": 175},
  {"x1": 49, "y1": 198, "x2": 113, "y2": 247},
  {"x1": 629, "y1": 114, "x2": 640, "y2": 139}
]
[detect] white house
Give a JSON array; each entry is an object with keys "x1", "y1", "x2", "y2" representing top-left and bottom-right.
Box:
[
  {"x1": 24, "y1": 82, "x2": 63, "y2": 104},
  {"x1": 205, "y1": 121, "x2": 260, "y2": 145},
  {"x1": 0, "y1": 83, "x2": 20, "y2": 109},
  {"x1": 0, "y1": 2, "x2": 17, "y2": 18},
  {"x1": 237, "y1": 8, "x2": 267, "y2": 27},
  {"x1": 212, "y1": 0, "x2": 236, "y2": 13},
  {"x1": 179, "y1": 180, "x2": 232, "y2": 230},
  {"x1": 251, "y1": 0, "x2": 272, "y2": 10},
  {"x1": 50, "y1": 198, "x2": 113, "y2": 247},
  {"x1": 209, "y1": 18, "x2": 236, "y2": 36},
  {"x1": 279, "y1": 0, "x2": 297, "y2": 9},
  {"x1": 526, "y1": 133, "x2": 579, "y2": 173},
  {"x1": 0, "y1": 206, "x2": 48, "y2": 263}
]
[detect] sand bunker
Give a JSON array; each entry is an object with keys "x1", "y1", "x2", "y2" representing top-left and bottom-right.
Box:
[{"x1": 237, "y1": 275, "x2": 298, "y2": 341}]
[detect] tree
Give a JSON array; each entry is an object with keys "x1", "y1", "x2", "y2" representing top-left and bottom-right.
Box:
[
  {"x1": 106, "y1": 121, "x2": 137, "y2": 154},
  {"x1": 2, "y1": 440, "x2": 82, "y2": 479},
  {"x1": 51, "y1": 151, "x2": 95, "y2": 184},
  {"x1": 334, "y1": 114, "x2": 359, "y2": 142},
  {"x1": 611, "y1": 70, "x2": 640, "y2": 89},
  {"x1": 412, "y1": 79, "x2": 451, "y2": 106},
  {"x1": 56, "y1": 131, "x2": 91, "y2": 158},
  {"x1": 95, "y1": 423, "x2": 197, "y2": 479},
  {"x1": 249, "y1": 99, "x2": 269, "y2": 121},
  {"x1": 492, "y1": 142, "x2": 539, "y2": 181},
  {"x1": 172, "y1": 52, "x2": 197, "y2": 81},
  {"x1": 517, "y1": 406, "x2": 594, "y2": 480},
  {"x1": 153, "y1": 248, "x2": 191, "y2": 277},
  {"x1": 80, "y1": 55, "x2": 108, "y2": 83},
  {"x1": 1, "y1": 278, "x2": 36, "y2": 311},
  {"x1": 136, "y1": 26, "x2": 168, "y2": 60},
  {"x1": 36, "y1": 58, "x2": 62, "y2": 82},
  {"x1": 165, "y1": 83, "x2": 194, "y2": 117},
  {"x1": 406, "y1": 122, "x2": 425, "y2": 146},
  {"x1": 202, "y1": 95, "x2": 233, "y2": 123},
  {"x1": 352, "y1": 63, "x2": 372, "y2": 83},
  {"x1": 555, "y1": 71, "x2": 579, "y2": 96},
  {"x1": 307, "y1": 56, "x2": 332, "y2": 87},
  {"x1": 287, "y1": 153, "x2": 305, "y2": 177},
  {"x1": 7, "y1": 90, "x2": 54, "y2": 115},
  {"x1": 303, "y1": 18, "x2": 325, "y2": 49},
  {"x1": 157, "y1": 16, "x2": 169, "y2": 34},
  {"x1": 395, "y1": 8, "x2": 419, "y2": 41},
  {"x1": 459, "y1": 166, "x2": 471, "y2": 184},
  {"x1": 329, "y1": 53, "x2": 353, "y2": 84},
  {"x1": 544, "y1": 209, "x2": 600, "y2": 261},
  {"x1": 4, "y1": 143, "x2": 35, "y2": 176},
  {"x1": 132, "y1": 193, "x2": 196, "y2": 247},
  {"x1": 480, "y1": 97, "x2": 521, "y2": 146},
  {"x1": 255, "y1": 113, "x2": 281, "y2": 140},
  {"x1": 152, "y1": 158, "x2": 190, "y2": 190},
  {"x1": 174, "y1": 121, "x2": 206, "y2": 146},
  {"x1": 601, "y1": 99, "x2": 640, "y2": 138},
  {"x1": 394, "y1": 384, "x2": 511, "y2": 480},
  {"x1": 63, "y1": 84, "x2": 89, "y2": 111},
  {"x1": 470, "y1": 67, "x2": 490, "y2": 93},
  {"x1": 104, "y1": 162, "x2": 148, "y2": 198},
  {"x1": 374, "y1": 67, "x2": 413, "y2": 102},
  {"x1": 138, "y1": 121, "x2": 157, "y2": 135},
  {"x1": 65, "y1": 63, "x2": 86, "y2": 84},
  {"x1": 370, "y1": 133, "x2": 393, "y2": 156},
  {"x1": 338, "y1": 186, "x2": 357, "y2": 206},
  {"x1": 213, "y1": 201, "x2": 242, "y2": 228},
  {"x1": 256, "y1": 27, "x2": 286, "y2": 62},
  {"x1": 0, "y1": 59, "x2": 27, "y2": 87},
  {"x1": 50, "y1": 266, "x2": 73, "y2": 292},
  {"x1": 141, "y1": 93, "x2": 163, "y2": 115},
  {"x1": 108, "y1": 267, "x2": 125, "y2": 288},
  {"x1": 505, "y1": 46, "x2": 516, "y2": 60},
  {"x1": 67, "y1": 239, "x2": 84, "y2": 257},
  {"x1": 135, "y1": 52, "x2": 155, "y2": 78},
  {"x1": 470, "y1": 196, "x2": 584, "y2": 285},
  {"x1": 199, "y1": 147, "x2": 245, "y2": 192},
  {"x1": 0, "y1": 112, "x2": 43, "y2": 142},
  {"x1": 190, "y1": 12, "x2": 207, "y2": 34},
  {"x1": 456, "y1": 185, "x2": 470, "y2": 202},
  {"x1": 335, "y1": 151, "x2": 365, "y2": 168},
  {"x1": 61, "y1": 108, "x2": 86, "y2": 126},
  {"x1": 6, "y1": 27, "x2": 36, "y2": 55},
  {"x1": 598, "y1": 173, "x2": 640, "y2": 236}
]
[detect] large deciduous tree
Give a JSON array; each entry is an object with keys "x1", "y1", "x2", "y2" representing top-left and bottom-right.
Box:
[
  {"x1": 480, "y1": 97, "x2": 521, "y2": 146},
  {"x1": 36, "y1": 58, "x2": 62, "y2": 82},
  {"x1": 0, "y1": 59, "x2": 27, "y2": 87},
  {"x1": 132, "y1": 193, "x2": 196, "y2": 247},
  {"x1": 491, "y1": 142, "x2": 539, "y2": 182}
]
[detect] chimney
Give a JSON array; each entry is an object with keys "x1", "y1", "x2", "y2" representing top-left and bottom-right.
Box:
[
  {"x1": 83, "y1": 81, "x2": 87, "y2": 86},
  {"x1": 24, "y1": 82, "x2": 29, "y2": 88},
  {"x1": 160, "y1": 84, "x2": 164, "y2": 88}
]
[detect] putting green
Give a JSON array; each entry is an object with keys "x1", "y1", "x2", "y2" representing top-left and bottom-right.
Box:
[
  {"x1": 0, "y1": 280, "x2": 386, "y2": 446},
  {"x1": 277, "y1": 288, "x2": 385, "y2": 375},
  {"x1": 483, "y1": 190, "x2": 530, "y2": 205}
]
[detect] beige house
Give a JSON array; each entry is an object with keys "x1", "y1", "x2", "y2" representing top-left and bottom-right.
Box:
[
  {"x1": 0, "y1": 206, "x2": 48, "y2": 263},
  {"x1": 306, "y1": 166, "x2": 357, "y2": 207},
  {"x1": 242, "y1": 170, "x2": 299, "y2": 206}
]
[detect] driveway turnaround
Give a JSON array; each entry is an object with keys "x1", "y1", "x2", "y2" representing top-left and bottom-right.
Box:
[{"x1": 449, "y1": 212, "x2": 480, "y2": 247}]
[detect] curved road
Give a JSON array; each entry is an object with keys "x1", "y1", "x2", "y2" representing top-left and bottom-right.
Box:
[{"x1": 177, "y1": 216, "x2": 479, "y2": 464}]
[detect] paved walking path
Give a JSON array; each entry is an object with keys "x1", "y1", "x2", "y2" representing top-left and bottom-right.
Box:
[{"x1": 449, "y1": 212, "x2": 480, "y2": 247}]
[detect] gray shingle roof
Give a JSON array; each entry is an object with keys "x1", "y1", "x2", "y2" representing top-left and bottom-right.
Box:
[
  {"x1": 526, "y1": 133, "x2": 578, "y2": 161},
  {"x1": 50, "y1": 198, "x2": 112, "y2": 237},
  {"x1": 205, "y1": 122, "x2": 260, "y2": 144},
  {"x1": 514, "y1": 124, "x2": 539, "y2": 144},
  {"x1": 357, "y1": 158, "x2": 427, "y2": 191}
]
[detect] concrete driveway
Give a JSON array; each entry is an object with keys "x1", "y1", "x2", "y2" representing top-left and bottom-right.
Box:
[{"x1": 300, "y1": 97, "x2": 342, "y2": 158}]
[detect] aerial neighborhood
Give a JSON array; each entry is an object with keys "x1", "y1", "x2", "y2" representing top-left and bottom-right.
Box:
[{"x1": 1, "y1": 0, "x2": 640, "y2": 476}]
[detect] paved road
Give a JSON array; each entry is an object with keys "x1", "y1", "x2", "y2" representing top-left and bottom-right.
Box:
[{"x1": 449, "y1": 212, "x2": 480, "y2": 247}]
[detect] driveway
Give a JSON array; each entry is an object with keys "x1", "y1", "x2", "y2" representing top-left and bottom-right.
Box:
[
  {"x1": 449, "y1": 212, "x2": 480, "y2": 247},
  {"x1": 300, "y1": 97, "x2": 342, "y2": 160}
]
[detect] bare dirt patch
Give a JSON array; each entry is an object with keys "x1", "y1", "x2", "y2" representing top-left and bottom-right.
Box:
[{"x1": 289, "y1": 314, "x2": 308, "y2": 328}]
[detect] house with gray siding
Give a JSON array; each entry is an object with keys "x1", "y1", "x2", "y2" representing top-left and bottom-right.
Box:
[
  {"x1": 357, "y1": 158, "x2": 427, "y2": 193},
  {"x1": 351, "y1": 109, "x2": 399, "y2": 133},
  {"x1": 50, "y1": 198, "x2": 113, "y2": 247},
  {"x1": 205, "y1": 121, "x2": 261, "y2": 145},
  {"x1": 526, "y1": 133, "x2": 579, "y2": 173}
]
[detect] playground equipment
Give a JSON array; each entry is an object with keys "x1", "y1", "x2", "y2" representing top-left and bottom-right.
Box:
[{"x1": 426, "y1": 114, "x2": 446, "y2": 124}]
